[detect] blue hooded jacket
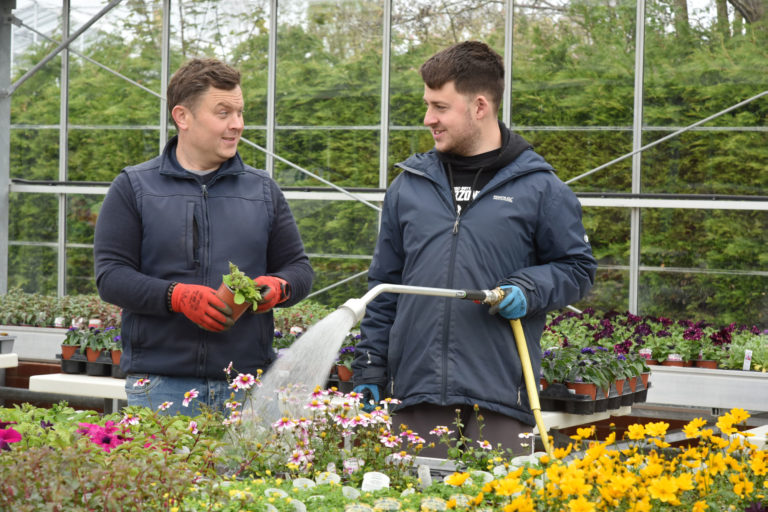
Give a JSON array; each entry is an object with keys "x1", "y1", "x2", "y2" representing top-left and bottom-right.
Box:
[
  {"x1": 94, "y1": 137, "x2": 313, "y2": 379},
  {"x1": 352, "y1": 146, "x2": 596, "y2": 425}
]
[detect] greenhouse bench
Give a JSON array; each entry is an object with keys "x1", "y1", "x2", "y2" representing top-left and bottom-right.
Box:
[{"x1": 28, "y1": 373, "x2": 126, "y2": 413}]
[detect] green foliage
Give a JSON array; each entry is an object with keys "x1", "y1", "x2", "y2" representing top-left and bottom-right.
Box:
[{"x1": 221, "y1": 262, "x2": 263, "y2": 309}]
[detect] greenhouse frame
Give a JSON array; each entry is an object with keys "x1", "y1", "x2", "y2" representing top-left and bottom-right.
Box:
[{"x1": 0, "y1": 0, "x2": 766, "y2": 327}]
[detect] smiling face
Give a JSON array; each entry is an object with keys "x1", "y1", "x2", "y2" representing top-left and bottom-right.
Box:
[
  {"x1": 173, "y1": 85, "x2": 244, "y2": 171},
  {"x1": 422, "y1": 81, "x2": 485, "y2": 157}
]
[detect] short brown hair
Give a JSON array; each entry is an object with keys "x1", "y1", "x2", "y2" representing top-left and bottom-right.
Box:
[
  {"x1": 167, "y1": 58, "x2": 241, "y2": 127},
  {"x1": 419, "y1": 41, "x2": 504, "y2": 112}
]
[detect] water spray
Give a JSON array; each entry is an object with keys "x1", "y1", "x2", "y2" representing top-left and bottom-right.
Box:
[{"x1": 244, "y1": 283, "x2": 552, "y2": 457}]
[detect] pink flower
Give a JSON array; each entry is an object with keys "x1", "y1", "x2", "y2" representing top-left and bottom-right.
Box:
[
  {"x1": 158, "y1": 401, "x2": 173, "y2": 411},
  {"x1": 119, "y1": 414, "x2": 140, "y2": 426},
  {"x1": 379, "y1": 432, "x2": 401, "y2": 448},
  {"x1": 430, "y1": 425, "x2": 454, "y2": 436},
  {"x1": 230, "y1": 373, "x2": 257, "y2": 390},
  {"x1": 477, "y1": 439, "x2": 492, "y2": 450},
  {"x1": 223, "y1": 361, "x2": 233, "y2": 375},
  {"x1": 0, "y1": 427, "x2": 22, "y2": 451},
  {"x1": 272, "y1": 417, "x2": 296, "y2": 432},
  {"x1": 188, "y1": 421, "x2": 198, "y2": 435},
  {"x1": 133, "y1": 378, "x2": 150, "y2": 387},
  {"x1": 182, "y1": 388, "x2": 199, "y2": 407}
]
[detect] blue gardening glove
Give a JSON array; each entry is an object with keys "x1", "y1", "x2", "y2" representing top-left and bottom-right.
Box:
[
  {"x1": 353, "y1": 384, "x2": 380, "y2": 412},
  {"x1": 490, "y1": 285, "x2": 527, "y2": 319}
]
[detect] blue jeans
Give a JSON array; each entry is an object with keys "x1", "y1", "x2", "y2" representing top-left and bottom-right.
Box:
[{"x1": 125, "y1": 373, "x2": 244, "y2": 417}]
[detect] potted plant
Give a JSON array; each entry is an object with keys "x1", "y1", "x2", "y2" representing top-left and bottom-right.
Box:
[
  {"x1": 540, "y1": 347, "x2": 575, "y2": 388},
  {"x1": 218, "y1": 262, "x2": 264, "y2": 322},
  {"x1": 61, "y1": 327, "x2": 82, "y2": 360},
  {"x1": 78, "y1": 328, "x2": 109, "y2": 363},
  {"x1": 335, "y1": 346, "x2": 355, "y2": 382},
  {"x1": 565, "y1": 347, "x2": 612, "y2": 400}
]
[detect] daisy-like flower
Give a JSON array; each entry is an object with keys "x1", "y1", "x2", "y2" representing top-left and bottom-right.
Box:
[
  {"x1": 230, "y1": 373, "x2": 256, "y2": 390},
  {"x1": 158, "y1": 401, "x2": 173, "y2": 411},
  {"x1": 430, "y1": 425, "x2": 454, "y2": 436},
  {"x1": 379, "y1": 432, "x2": 401, "y2": 448},
  {"x1": 305, "y1": 399, "x2": 326, "y2": 411},
  {"x1": 225, "y1": 400, "x2": 241, "y2": 410},
  {"x1": 133, "y1": 378, "x2": 150, "y2": 387},
  {"x1": 188, "y1": 420, "x2": 198, "y2": 434},
  {"x1": 390, "y1": 450, "x2": 412, "y2": 464},
  {"x1": 223, "y1": 361, "x2": 233, "y2": 375},
  {"x1": 477, "y1": 439, "x2": 492, "y2": 450},
  {"x1": 182, "y1": 388, "x2": 199, "y2": 407},
  {"x1": 119, "y1": 414, "x2": 140, "y2": 426},
  {"x1": 272, "y1": 417, "x2": 296, "y2": 432}
]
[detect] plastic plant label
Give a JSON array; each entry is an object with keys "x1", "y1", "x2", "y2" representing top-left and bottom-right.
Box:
[{"x1": 743, "y1": 349, "x2": 753, "y2": 371}]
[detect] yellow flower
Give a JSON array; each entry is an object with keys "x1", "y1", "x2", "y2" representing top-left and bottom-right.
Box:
[
  {"x1": 566, "y1": 496, "x2": 596, "y2": 512},
  {"x1": 571, "y1": 426, "x2": 596, "y2": 441},
  {"x1": 682, "y1": 417, "x2": 707, "y2": 438},
  {"x1": 553, "y1": 444, "x2": 573, "y2": 459},
  {"x1": 633, "y1": 496, "x2": 652, "y2": 512},
  {"x1": 648, "y1": 476, "x2": 680, "y2": 504},
  {"x1": 691, "y1": 501, "x2": 708, "y2": 512},
  {"x1": 502, "y1": 495, "x2": 535, "y2": 512},
  {"x1": 626, "y1": 424, "x2": 646, "y2": 440},
  {"x1": 730, "y1": 473, "x2": 755, "y2": 498},
  {"x1": 494, "y1": 477, "x2": 525, "y2": 496},
  {"x1": 644, "y1": 421, "x2": 669, "y2": 438},
  {"x1": 445, "y1": 472, "x2": 471, "y2": 487},
  {"x1": 676, "y1": 472, "x2": 695, "y2": 492},
  {"x1": 750, "y1": 451, "x2": 767, "y2": 476}
]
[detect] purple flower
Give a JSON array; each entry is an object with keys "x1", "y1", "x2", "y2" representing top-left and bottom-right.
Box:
[
  {"x1": 581, "y1": 347, "x2": 595, "y2": 355},
  {"x1": 633, "y1": 323, "x2": 652, "y2": 336}
]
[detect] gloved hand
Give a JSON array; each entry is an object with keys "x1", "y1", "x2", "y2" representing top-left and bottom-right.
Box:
[
  {"x1": 253, "y1": 276, "x2": 290, "y2": 313},
  {"x1": 353, "y1": 384, "x2": 381, "y2": 412},
  {"x1": 171, "y1": 283, "x2": 234, "y2": 332},
  {"x1": 490, "y1": 285, "x2": 527, "y2": 319}
]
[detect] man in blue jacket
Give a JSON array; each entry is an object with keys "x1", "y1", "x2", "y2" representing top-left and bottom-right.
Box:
[
  {"x1": 94, "y1": 58, "x2": 313, "y2": 416},
  {"x1": 352, "y1": 41, "x2": 596, "y2": 456}
]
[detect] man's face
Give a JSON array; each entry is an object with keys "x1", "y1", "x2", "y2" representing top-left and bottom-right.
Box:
[
  {"x1": 423, "y1": 81, "x2": 482, "y2": 156},
  {"x1": 181, "y1": 85, "x2": 244, "y2": 170}
]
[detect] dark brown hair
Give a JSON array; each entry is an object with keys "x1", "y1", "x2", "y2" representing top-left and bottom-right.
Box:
[
  {"x1": 419, "y1": 41, "x2": 504, "y2": 112},
  {"x1": 167, "y1": 58, "x2": 241, "y2": 127}
]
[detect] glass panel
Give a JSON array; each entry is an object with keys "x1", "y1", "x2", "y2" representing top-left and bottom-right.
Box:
[
  {"x1": 9, "y1": 129, "x2": 59, "y2": 181},
  {"x1": 68, "y1": 129, "x2": 160, "y2": 182},
  {"x1": 307, "y1": 257, "x2": 370, "y2": 308},
  {"x1": 640, "y1": 209, "x2": 768, "y2": 326},
  {"x1": 386, "y1": 129, "x2": 432, "y2": 185},
  {"x1": 67, "y1": 247, "x2": 97, "y2": 295},
  {"x1": 641, "y1": 130, "x2": 768, "y2": 195},
  {"x1": 276, "y1": 0, "x2": 383, "y2": 127},
  {"x1": 289, "y1": 199, "x2": 379, "y2": 307},
  {"x1": 511, "y1": 0, "x2": 636, "y2": 127},
  {"x1": 66, "y1": 194, "x2": 101, "y2": 245},
  {"x1": 518, "y1": 130, "x2": 634, "y2": 193},
  {"x1": 642, "y1": 0, "x2": 767, "y2": 196},
  {"x1": 274, "y1": 129, "x2": 379, "y2": 188},
  {"x1": 9, "y1": 193, "x2": 57, "y2": 242},
  {"x1": 8, "y1": 245, "x2": 57, "y2": 294},
  {"x1": 239, "y1": 130, "x2": 268, "y2": 171},
  {"x1": 584, "y1": 267, "x2": 629, "y2": 314}
]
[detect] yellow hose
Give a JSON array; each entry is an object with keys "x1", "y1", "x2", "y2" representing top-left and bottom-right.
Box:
[{"x1": 510, "y1": 318, "x2": 553, "y2": 458}]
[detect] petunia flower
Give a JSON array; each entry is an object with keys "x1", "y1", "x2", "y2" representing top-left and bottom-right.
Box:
[{"x1": 0, "y1": 427, "x2": 22, "y2": 451}]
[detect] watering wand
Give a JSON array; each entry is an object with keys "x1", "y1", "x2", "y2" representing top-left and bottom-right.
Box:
[{"x1": 340, "y1": 283, "x2": 553, "y2": 457}]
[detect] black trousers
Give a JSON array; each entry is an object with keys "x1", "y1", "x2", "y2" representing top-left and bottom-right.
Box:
[{"x1": 392, "y1": 403, "x2": 534, "y2": 458}]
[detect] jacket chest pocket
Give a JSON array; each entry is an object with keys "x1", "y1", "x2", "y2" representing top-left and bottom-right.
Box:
[{"x1": 185, "y1": 202, "x2": 200, "y2": 270}]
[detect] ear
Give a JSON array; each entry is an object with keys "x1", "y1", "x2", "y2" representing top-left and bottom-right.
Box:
[
  {"x1": 171, "y1": 105, "x2": 190, "y2": 131},
  {"x1": 473, "y1": 94, "x2": 493, "y2": 120}
]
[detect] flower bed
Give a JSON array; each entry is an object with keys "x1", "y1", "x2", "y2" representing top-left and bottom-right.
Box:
[{"x1": 2, "y1": 369, "x2": 767, "y2": 511}]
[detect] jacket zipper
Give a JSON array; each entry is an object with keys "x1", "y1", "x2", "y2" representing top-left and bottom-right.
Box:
[{"x1": 199, "y1": 183, "x2": 210, "y2": 377}]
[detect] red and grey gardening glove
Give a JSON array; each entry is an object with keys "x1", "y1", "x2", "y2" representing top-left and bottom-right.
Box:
[
  {"x1": 171, "y1": 283, "x2": 234, "y2": 332},
  {"x1": 253, "y1": 276, "x2": 290, "y2": 313}
]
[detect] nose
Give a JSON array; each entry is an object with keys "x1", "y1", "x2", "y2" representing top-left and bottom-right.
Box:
[
  {"x1": 231, "y1": 112, "x2": 244, "y2": 132},
  {"x1": 423, "y1": 108, "x2": 435, "y2": 127}
]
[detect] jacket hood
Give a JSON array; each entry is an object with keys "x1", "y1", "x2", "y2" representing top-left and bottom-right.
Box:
[{"x1": 395, "y1": 122, "x2": 555, "y2": 188}]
